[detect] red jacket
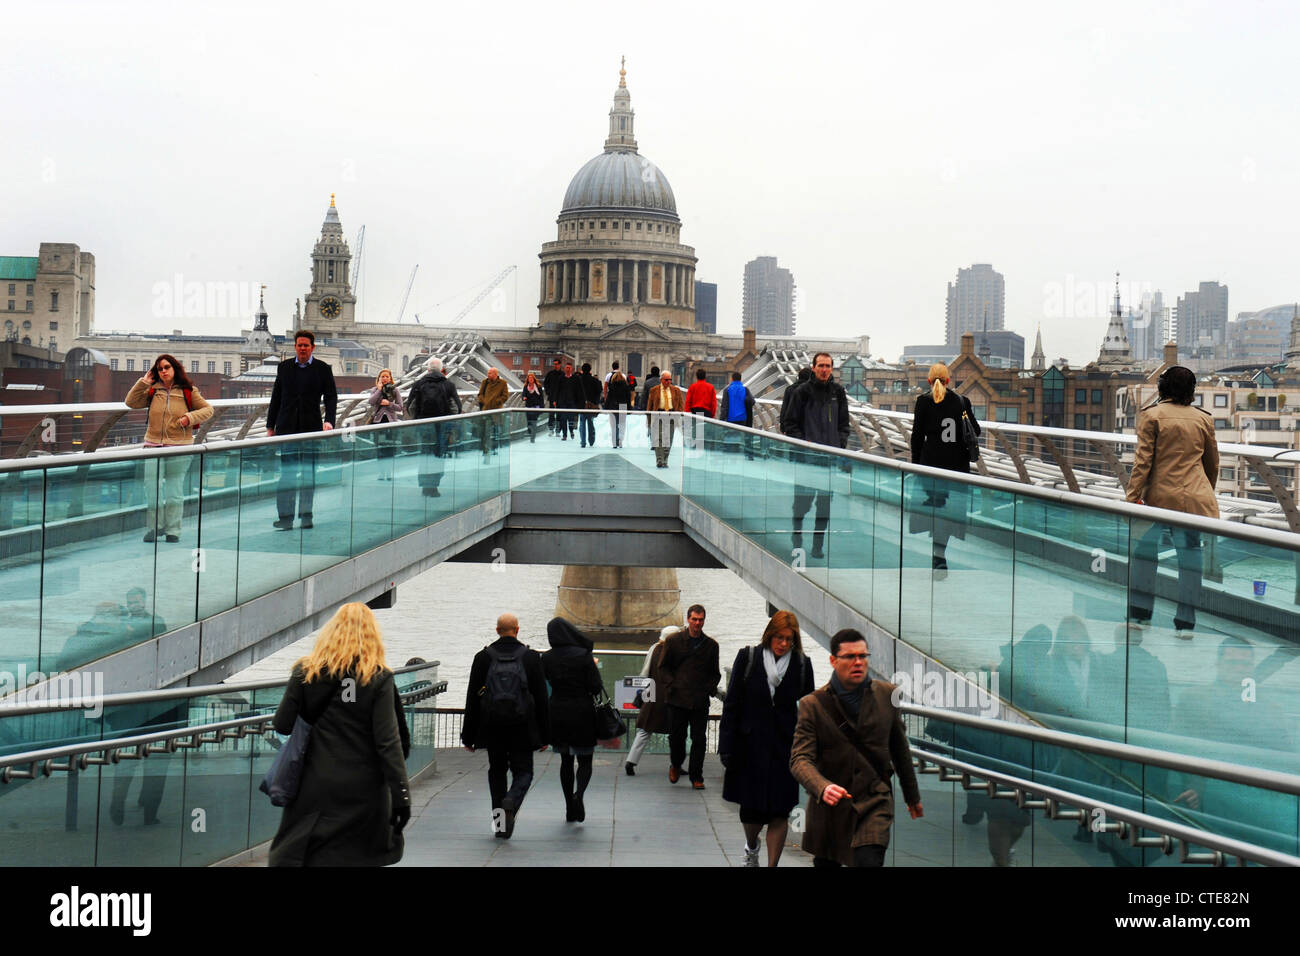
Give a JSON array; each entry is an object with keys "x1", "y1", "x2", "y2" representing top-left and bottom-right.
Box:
[{"x1": 686, "y1": 380, "x2": 717, "y2": 416}]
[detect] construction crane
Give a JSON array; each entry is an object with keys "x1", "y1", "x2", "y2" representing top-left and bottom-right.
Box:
[
  {"x1": 351, "y1": 225, "x2": 365, "y2": 321},
  {"x1": 394, "y1": 264, "x2": 418, "y2": 324},
  {"x1": 449, "y1": 265, "x2": 516, "y2": 325}
]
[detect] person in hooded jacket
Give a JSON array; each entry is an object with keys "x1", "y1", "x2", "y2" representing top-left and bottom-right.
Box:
[{"x1": 541, "y1": 617, "x2": 604, "y2": 822}]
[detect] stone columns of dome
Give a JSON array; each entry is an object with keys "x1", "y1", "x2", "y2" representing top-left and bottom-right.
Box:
[
  {"x1": 560, "y1": 260, "x2": 568, "y2": 303},
  {"x1": 668, "y1": 263, "x2": 675, "y2": 306},
  {"x1": 688, "y1": 268, "x2": 694, "y2": 306},
  {"x1": 632, "y1": 261, "x2": 639, "y2": 305},
  {"x1": 616, "y1": 260, "x2": 624, "y2": 303},
  {"x1": 539, "y1": 264, "x2": 546, "y2": 305}
]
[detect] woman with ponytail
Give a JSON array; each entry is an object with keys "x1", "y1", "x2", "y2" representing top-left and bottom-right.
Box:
[{"x1": 910, "y1": 363, "x2": 980, "y2": 570}]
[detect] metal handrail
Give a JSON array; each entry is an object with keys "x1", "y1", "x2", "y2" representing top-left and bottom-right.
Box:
[
  {"x1": 910, "y1": 745, "x2": 1297, "y2": 867},
  {"x1": 0, "y1": 661, "x2": 441, "y2": 717},
  {"x1": 3, "y1": 406, "x2": 1296, "y2": 550},
  {"x1": 0, "y1": 679, "x2": 447, "y2": 781},
  {"x1": 901, "y1": 703, "x2": 1300, "y2": 797}
]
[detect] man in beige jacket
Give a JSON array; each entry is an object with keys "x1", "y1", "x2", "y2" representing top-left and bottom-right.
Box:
[
  {"x1": 645, "y1": 371, "x2": 685, "y2": 468},
  {"x1": 476, "y1": 367, "x2": 510, "y2": 459},
  {"x1": 1126, "y1": 365, "x2": 1219, "y2": 635}
]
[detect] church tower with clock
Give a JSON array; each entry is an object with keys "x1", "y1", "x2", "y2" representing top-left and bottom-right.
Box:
[{"x1": 303, "y1": 194, "x2": 356, "y2": 334}]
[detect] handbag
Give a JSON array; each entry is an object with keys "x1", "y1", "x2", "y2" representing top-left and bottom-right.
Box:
[
  {"x1": 593, "y1": 687, "x2": 627, "y2": 741},
  {"x1": 959, "y1": 399, "x2": 980, "y2": 462},
  {"x1": 259, "y1": 680, "x2": 339, "y2": 807}
]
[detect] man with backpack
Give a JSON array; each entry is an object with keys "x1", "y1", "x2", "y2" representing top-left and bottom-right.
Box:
[
  {"x1": 406, "y1": 357, "x2": 462, "y2": 497},
  {"x1": 461, "y1": 612, "x2": 549, "y2": 839}
]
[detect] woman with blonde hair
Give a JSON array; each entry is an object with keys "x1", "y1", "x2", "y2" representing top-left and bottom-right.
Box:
[
  {"x1": 268, "y1": 602, "x2": 411, "y2": 866},
  {"x1": 719, "y1": 609, "x2": 815, "y2": 866},
  {"x1": 910, "y1": 362, "x2": 980, "y2": 571},
  {"x1": 367, "y1": 368, "x2": 404, "y2": 480}
]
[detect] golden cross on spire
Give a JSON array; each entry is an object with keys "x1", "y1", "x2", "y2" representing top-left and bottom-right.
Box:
[
  {"x1": 330, "y1": 193, "x2": 336, "y2": 207},
  {"x1": 619, "y1": 56, "x2": 626, "y2": 87}
]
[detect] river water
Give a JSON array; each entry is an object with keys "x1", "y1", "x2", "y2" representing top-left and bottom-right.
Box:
[{"x1": 230, "y1": 564, "x2": 781, "y2": 709}]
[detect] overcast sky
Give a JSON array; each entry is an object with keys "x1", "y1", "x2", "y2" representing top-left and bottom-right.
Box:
[{"x1": 4, "y1": 0, "x2": 1298, "y2": 365}]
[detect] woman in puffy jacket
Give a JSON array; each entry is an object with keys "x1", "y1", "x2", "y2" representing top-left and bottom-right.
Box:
[{"x1": 124, "y1": 354, "x2": 213, "y2": 543}]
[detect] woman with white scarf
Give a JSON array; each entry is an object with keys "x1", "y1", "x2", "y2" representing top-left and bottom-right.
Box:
[{"x1": 718, "y1": 610, "x2": 815, "y2": 867}]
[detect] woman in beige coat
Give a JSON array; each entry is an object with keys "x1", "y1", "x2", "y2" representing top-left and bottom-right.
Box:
[
  {"x1": 124, "y1": 354, "x2": 213, "y2": 542},
  {"x1": 1125, "y1": 366, "x2": 1218, "y2": 634}
]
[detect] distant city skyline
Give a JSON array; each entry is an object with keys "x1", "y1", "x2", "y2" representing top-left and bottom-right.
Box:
[{"x1": 3, "y1": 2, "x2": 1299, "y2": 367}]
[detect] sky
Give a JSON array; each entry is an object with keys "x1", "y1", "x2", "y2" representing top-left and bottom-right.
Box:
[{"x1": 4, "y1": 0, "x2": 1299, "y2": 365}]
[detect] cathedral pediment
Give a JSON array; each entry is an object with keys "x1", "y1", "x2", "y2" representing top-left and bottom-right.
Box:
[{"x1": 595, "y1": 320, "x2": 672, "y2": 343}]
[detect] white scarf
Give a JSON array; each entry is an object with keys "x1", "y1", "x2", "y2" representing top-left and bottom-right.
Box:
[{"x1": 763, "y1": 647, "x2": 791, "y2": 699}]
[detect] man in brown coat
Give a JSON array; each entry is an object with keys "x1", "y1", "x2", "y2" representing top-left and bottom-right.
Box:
[
  {"x1": 646, "y1": 371, "x2": 685, "y2": 468},
  {"x1": 1125, "y1": 365, "x2": 1219, "y2": 634},
  {"x1": 790, "y1": 628, "x2": 922, "y2": 867},
  {"x1": 476, "y1": 367, "x2": 510, "y2": 459}
]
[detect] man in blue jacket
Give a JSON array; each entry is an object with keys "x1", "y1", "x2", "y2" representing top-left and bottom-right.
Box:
[{"x1": 718, "y1": 371, "x2": 755, "y2": 458}]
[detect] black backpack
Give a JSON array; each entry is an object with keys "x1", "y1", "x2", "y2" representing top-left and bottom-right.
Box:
[
  {"x1": 479, "y1": 645, "x2": 533, "y2": 727},
  {"x1": 410, "y1": 376, "x2": 451, "y2": 420}
]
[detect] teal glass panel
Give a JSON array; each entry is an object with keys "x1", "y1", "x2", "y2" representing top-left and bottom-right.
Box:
[
  {"x1": 236, "y1": 440, "x2": 299, "y2": 602},
  {"x1": 0, "y1": 467, "x2": 44, "y2": 676},
  {"x1": 96, "y1": 747, "x2": 185, "y2": 865},
  {"x1": 179, "y1": 732, "x2": 256, "y2": 866},
  {"x1": 0, "y1": 766, "x2": 100, "y2": 866},
  {"x1": 448, "y1": 414, "x2": 479, "y2": 513},
  {"x1": 41, "y1": 458, "x2": 161, "y2": 672},
  {"x1": 1011, "y1": 496, "x2": 1129, "y2": 737},
  {"x1": 825, "y1": 455, "x2": 875, "y2": 624},
  {"x1": 1131, "y1": 522, "x2": 1300, "y2": 776},
  {"x1": 299, "y1": 433, "x2": 350, "y2": 578},
  {"x1": 872, "y1": 466, "x2": 903, "y2": 634},
  {"x1": 196, "y1": 446, "x2": 241, "y2": 618},
  {"x1": 348, "y1": 426, "x2": 392, "y2": 556},
  {"x1": 388, "y1": 421, "x2": 424, "y2": 539},
  {"x1": 1141, "y1": 765, "x2": 1298, "y2": 859},
  {"x1": 148, "y1": 450, "x2": 201, "y2": 636}
]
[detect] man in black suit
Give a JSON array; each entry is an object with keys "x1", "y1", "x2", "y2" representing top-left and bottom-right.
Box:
[{"x1": 266, "y1": 331, "x2": 337, "y2": 530}]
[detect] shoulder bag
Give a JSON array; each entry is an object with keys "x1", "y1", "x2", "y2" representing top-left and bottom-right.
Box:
[{"x1": 259, "y1": 679, "x2": 340, "y2": 807}]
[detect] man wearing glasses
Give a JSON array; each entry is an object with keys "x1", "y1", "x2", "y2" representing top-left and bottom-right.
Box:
[
  {"x1": 790, "y1": 628, "x2": 922, "y2": 866},
  {"x1": 782, "y1": 352, "x2": 849, "y2": 559}
]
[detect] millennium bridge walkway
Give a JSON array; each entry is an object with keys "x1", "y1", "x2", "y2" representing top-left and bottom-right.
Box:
[{"x1": 0, "y1": 405, "x2": 1297, "y2": 866}]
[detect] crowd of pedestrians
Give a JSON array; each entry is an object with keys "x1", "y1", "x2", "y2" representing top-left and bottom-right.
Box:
[{"x1": 119, "y1": 342, "x2": 1232, "y2": 868}]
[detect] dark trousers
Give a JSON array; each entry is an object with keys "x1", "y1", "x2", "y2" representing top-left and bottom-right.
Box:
[
  {"x1": 487, "y1": 747, "x2": 534, "y2": 810},
  {"x1": 792, "y1": 486, "x2": 831, "y2": 549},
  {"x1": 1130, "y1": 523, "x2": 1205, "y2": 629},
  {"x1": 556, "y1": 411, "x2": 576, "y2": 437},
  {"x1": 579, "y1": 412, "x2": 596, "y2": 447},
  {"x1": 813, "y1": 844, "x2": 887, "y2": 868},
  {"x1": 667, "y1": 704, "x2": 708, "y2": 782},
  {"x1": 609, "y1": 411, "x2": 625, "y2": 448},
  {"x1": 276, "y1": 442, "x2": 316, "y2": 519}
]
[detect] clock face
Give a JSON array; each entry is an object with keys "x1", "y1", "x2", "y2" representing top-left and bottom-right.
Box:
[{"x1": 320, "y1": 297, "x2": 341, "y2": 319}]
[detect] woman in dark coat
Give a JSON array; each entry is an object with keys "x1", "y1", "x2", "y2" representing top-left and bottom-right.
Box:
[
  {"x1": 604, "y1": 371, "x2": 633, "y2": 448},
  {"x1": 910, "y1": 362, "x2": 980, "y2": 571},
  {"x1": 268, "y1": 602, "x2": 411, "y2": 866},
  {"x1": 719, "y1": 610, "x2": 815, "y2": 867},
  {"x1": 522, "y1": 371, "x2": 545, "y2": 442},
  {"x1": 541, "y1": 617, "x2": 603, "y2": 822}
]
